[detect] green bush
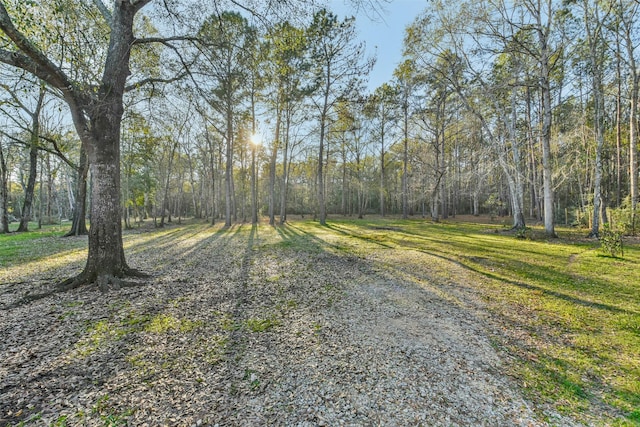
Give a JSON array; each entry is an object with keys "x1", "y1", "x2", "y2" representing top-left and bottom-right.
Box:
[
  {"x1": 599, "y1": 223, "x2": 624, "y2": 258},
  {"x1": 609, "y1": 197, "x2": 639, "y2": 236}
]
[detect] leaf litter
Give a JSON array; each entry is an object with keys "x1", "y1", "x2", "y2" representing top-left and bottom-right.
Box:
[{"x1": 0, "y1": 221, "x2": 576, "y2": 426}]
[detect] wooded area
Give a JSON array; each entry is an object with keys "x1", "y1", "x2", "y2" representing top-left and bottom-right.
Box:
[{"x1": 1, "y1": 0, "x2": 639, "y2": 284}]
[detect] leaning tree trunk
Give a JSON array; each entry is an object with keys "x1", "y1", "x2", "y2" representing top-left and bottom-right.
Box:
[
  {"x1": 64, "y1": 143, "x2": 88, "y2": 236},
  {"x1": 0, "y1": 143, "x2": 9, "y2": 233},
  {"x1": 16, "y1": 89, "x2": 45, "y2": 232}
]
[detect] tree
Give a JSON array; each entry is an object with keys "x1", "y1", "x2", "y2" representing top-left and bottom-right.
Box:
[
  {"x1": 405, "y1": 3, "x2": 528, "y2": 228},
  {"x1": 0, "y1": 134, "x2": 8, "y2": 233},
  {"x1": 394, "y1": 60, "x2": 415, "y2": 220},
  {"x1": 522, "y1": 0, "x2": 561, "y2": 237},
  {"x1": 614, "y1": 0, "x2": 639, "y2": 232},
  {"x1": 307, "y1": 9, "x2": 373, "y2": 225},
  {"x1": 0, "y1": 0, "x2": 156, "y2": 288},
  {"x1": 63, "y1": 141, "x2": 88, "y2": 237},
  {"x1": 264, "y1": 20, "x2": 308, "y2": 225},
  {"x1": 364, "y1": 83, "x2": 398, "y2": 217},
  {"x1": 198, "y1": 11, "x2": 256, "y2": 227},
  {"x1": 573, "y1": 0, "x2": 613, "y2": 237},
  {"x1": 0, "y1": 81, "x2": 46, "y2": 232}
]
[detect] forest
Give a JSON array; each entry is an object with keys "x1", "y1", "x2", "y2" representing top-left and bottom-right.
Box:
[
  {"x1": 0, "y1": 0, "x2": 639, "y2": 425},
  {"x1": 1, "y1": 0, "x2": 639, "y2": 243}
]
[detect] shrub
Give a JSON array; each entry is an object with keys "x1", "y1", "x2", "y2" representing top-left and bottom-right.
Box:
[{"x1": 599, "y1": 223, "x2": 624, "y2": 258}]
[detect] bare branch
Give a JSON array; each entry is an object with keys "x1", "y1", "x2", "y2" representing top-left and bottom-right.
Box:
[
  {"x1": 133, "y1": 35, "x2": 202, "y2": 45},
  {"x1": 0, "y1": 129, "x2": 78, "y2": 170},
  {"x1": 0, "y1": 4, "x2": 74, "y2": 92},
  {"x1": 131, "y1": 0, "x2": 154, "y2": 13},
  {"x1": 91, "y1": 0, "x2": 113, "y2": 28},
  {"x1": 38, "y1": 134, "x2": 79, "y2": 170},
  {"x1": 124, "y1": 73, "x2": 189, "y2": 92},
  {"x1": 0, "y1": 82, "x2": 34, "y2": 117}
]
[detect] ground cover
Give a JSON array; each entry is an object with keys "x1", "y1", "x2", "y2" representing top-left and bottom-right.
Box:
[{"x1": 0, "y1": 217, "x2": 637, "y2": 426}]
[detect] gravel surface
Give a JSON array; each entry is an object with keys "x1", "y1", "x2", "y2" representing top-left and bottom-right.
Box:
[{"x1": 0, "y1": 221, "x2": 564, "y2": 426}]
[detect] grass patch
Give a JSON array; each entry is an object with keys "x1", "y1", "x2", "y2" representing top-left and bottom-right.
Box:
[
  {"x1": 74, "y1": 320, "x2": 127, "y2": 358},
  {"x1": 7, "y1": 216, "x2": 638, "y2": 424},
  {"x1": 245, "y1": 316, "x2": 280, "y2": 332},
  {"x1": 144, "y1": 314, "x2": 202, "y2": 334},
  {"x1": 0, "y1": 223, "x2": 85, "y2": 265},
  {"x1": 291, "y1": 217, "x2": 639, "y2": 425}
]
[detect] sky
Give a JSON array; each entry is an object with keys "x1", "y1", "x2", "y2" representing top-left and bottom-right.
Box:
[{"x1": 328, "y1": 0, "x2": 427, "y2": 92}]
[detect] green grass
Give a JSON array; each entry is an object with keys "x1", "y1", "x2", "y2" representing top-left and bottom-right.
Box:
[
  {"x1": 0, "y1": 222, "x2": 86, "y2": 269},
  {"x1": 4, "y1": 217, "x2": 638, "y2": 425},
  {"x1": 285, "y1": 217, "x2": 638, "y2": 425},
  {"x1": 245, "y1": 316, "x2": 280, "y2": 332}
]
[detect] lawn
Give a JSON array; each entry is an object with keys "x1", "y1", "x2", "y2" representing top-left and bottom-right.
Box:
[
  {"x1": 0, "y1": 216, "x2": 638, "y2": 425},
  {"x1": 291, "y1": 217, "x2": 640, "y2": 425}
]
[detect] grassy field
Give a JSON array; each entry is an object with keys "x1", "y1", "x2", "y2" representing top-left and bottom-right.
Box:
[
  {"x1": 292, "y1": 217, "x2": 640, "y2": 425},
  {"x1": 1, "y1": 216, "x2": 638, "y2": 425}
]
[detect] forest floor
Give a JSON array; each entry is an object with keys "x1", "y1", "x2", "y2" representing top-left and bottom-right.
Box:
[{"x1": 0, "y1": 217, "x2": 638, "y2": 426}]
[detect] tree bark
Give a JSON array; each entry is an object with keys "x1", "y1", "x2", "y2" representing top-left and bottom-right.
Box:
[
  {"x1": 65, "y1": 2, "x2": 148, "y2": 287},
  {"x1": 536, "y1": 0, "x2": 557, "y2": 237},
  {"x1": 279, "y1": 117, "x2": 290, "y2": 225},
  {"x1": 16, "y1": 87, "x2": 45, "y2": 232},
  {"x1": 224, "y1": 101, "x2": 234, "y2": 227},
  {"x1": 269, "y1": 111, "x2": 280, "y2": 226},
  {"x1": 64, "y1": 143, "x2": 88, "y2": 236},
  {"x1": 402, "y1": 96, "x2": 409, "y2": 220},
  {"x1": 0, "y1": 140, "x2": 9, "y2": 233},
  {"x1": 380, "y1": 124, "x2": 386, "y2": 217},
  {"x1": 318, "y1": 96, "x2": 329, "y2": 225}
]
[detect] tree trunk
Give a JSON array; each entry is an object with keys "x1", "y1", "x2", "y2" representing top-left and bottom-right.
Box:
[
  {"x1": 318, "y1": 103, "x2": 328, "y2": 225},
  {"x1": 251, "y1": 147, "x2": 258, "y2": 224},
  {"x1": 622, "y1": 4, "x2": 639, "y2": 231},
  {"x1": 402, "y1": 99, "x2": 409, "y2": 220},
  {"x1": 584, "y1": 1, "x2": 605, "y2": 238},
  {"x1": 16, "y1": 88, "x2": 45, "y2": 232},
  {"x1": 380, "y1": 130, "x2": 385, "y2": 217},
  {"x1": 629, "y1": 74, "x2": 639, "y2": 233},
  {"x1": 60, "y1": 2, "x2": 143, "y2": 289},
  {"x1": 269, "y1": 111, "x2": 280, "y2": 226},
  {"x1": 224, "y1": 104, "x2": 234, "y2": 227},
  {"x1": 279, "y1": 115, "x2": 290, "y2": 225},
  {"x1": 537, "y1": 4, "x2": 556, "y2": 237},
  {"x1": 64, "y1": 143, "x2": 88, "y2": 236},
  {"x1": 0, "y1": 141, "x2": 9, "y2": 233}
]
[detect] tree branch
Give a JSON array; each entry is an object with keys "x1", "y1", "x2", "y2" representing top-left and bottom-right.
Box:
[
  {"x1": 91, "y1": 0, "x2": 113, "y2": 28},
  {"x1": 133, "y1": 35, "x2": 201, "y2": 45},
  {"x1": 0, "y1": 129, "x2": 78, "y2": 170},
  {"x1": 131, "y1": 0, "x2": 154, "y2": 13},
  {"x1": 124, "y1": 73, "x2": 189, "y2": 92},
  {"x1": 38, "y1": 134, "x2": 79, "y2": 170},
  {"x1": 0, "y1": 82, "x2": 34, "y2": 117},
  {"x1": 0, "y1": 4, "x2": 74, "y2": 93}
]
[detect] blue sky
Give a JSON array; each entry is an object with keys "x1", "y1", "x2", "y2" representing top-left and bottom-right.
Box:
[{"x1": 328, "y1": 0, "x2": 427, "y2": 91}]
